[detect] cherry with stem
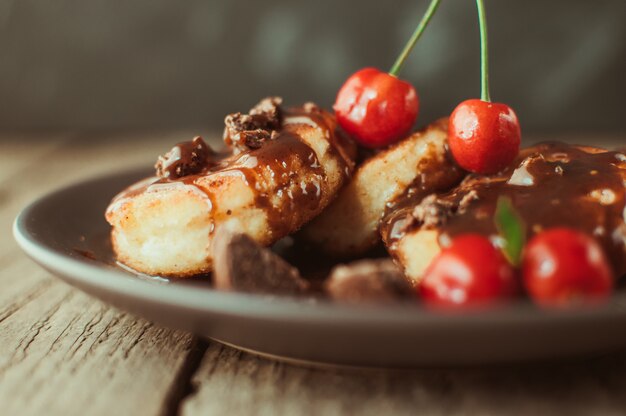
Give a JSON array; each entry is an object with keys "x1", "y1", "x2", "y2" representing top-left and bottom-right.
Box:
[
  {"x1": 448, "y1": 0, "x2": 521, "y2": 175},
  {"x1": 333, "y1": 0, "x2": 441, "y2": 148}
]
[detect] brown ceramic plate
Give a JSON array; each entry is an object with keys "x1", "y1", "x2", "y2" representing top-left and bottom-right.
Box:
[{"x1": 13, "y1": 168, "x2": 626, "y2": 367}]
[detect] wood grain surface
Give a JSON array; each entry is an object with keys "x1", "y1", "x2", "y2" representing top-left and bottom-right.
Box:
[{"x1": 1, "y1": 134, "x2": 625, "y2": 416}]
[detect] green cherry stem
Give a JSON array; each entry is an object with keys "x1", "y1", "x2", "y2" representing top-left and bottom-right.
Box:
[
  {"x1": 476, "y1": 0, "x2": 491, "y2": 102},
  {"x1": 389, "y1": 0, "x2": 442, "y2": 77}
]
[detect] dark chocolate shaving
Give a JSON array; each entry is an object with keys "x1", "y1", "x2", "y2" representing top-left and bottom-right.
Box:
[
  {"x1": 211, "y1": 228, "x2": 309, "y2": 295},
  {"x1": 249, "y1": 96, "x2": 283, "y2": 124},
  {"x1": 237, "y1": 129, "x2": 278, "y2": 149},
  {"x1": 325, "y1": 259, "x2": 411, "y2": 303},
  {"x1": 155, "y1": 136, "x2": 216, "y2": 179},
  {"x1": 224, "y1": 97, "x2": 283, "y2": 152}
]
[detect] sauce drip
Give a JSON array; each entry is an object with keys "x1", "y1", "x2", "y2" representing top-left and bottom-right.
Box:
[
  {"x1": 383, "y1": 142, "x2": 626, "y2": 276},
  {"x1": 218, "y1": 130, "x2": 325, "y2": 239}
]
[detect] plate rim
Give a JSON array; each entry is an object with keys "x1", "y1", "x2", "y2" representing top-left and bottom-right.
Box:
[{"x1": 12, "y1": 167, "x2": 626, "y2": 330}]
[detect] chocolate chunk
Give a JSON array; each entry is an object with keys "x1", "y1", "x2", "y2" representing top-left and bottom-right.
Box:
[
  {"x1": 224, "y1": 113, "x2": 265, "y2": 134},
  {"x1": 237, "y1": 129, "x2": 274, "y2": 149},
  {"x1": 249, "y1": 96, "x2": 283, "y2": 126},
  {"x1": 325, "y1": 259, "x2": 412, "y2": 303},
  {"x1": 155, "y1": 136, "x2": 216, "y2": 179},
  {"x1": 211, "y1": 228, "x2": 309, "y2": 295},
  {"x1": 223, "y1": 97, "x2": 283, "y2": 152}
]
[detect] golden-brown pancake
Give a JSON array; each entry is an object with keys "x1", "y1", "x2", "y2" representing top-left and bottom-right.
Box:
[{"x1": 106, "y1": 98, "x2": 356, "y2": 277}]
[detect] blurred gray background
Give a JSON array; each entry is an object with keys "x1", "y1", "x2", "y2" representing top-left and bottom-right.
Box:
[{"x1": 0, "y1": 0, "x2": 624, "y2": 136}]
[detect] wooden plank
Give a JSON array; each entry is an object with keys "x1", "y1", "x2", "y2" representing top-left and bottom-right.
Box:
[
  {"x1": 182, "y1": 343, "x2": 626, "y2": 416},
  {"x1": 0, "y1": 274, "x2": 199, "y2": 416},
  {"x1": 0, "y1": 133, "x2": 211, "y2": 415}
]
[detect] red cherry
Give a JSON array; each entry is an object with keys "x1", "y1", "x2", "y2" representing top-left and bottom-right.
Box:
[
  {"x1": 333, "y1": 67, "x2": 419, "y2": 148},
  {"x1": 522, "y1": 228, "x2": 613, "y2": 307},
  {"x1": 420, "y1": 234, "x2": 517, "y2": 308},
  {"x1": 448, "y1": 99, "x2": 521, "y2": 174}
]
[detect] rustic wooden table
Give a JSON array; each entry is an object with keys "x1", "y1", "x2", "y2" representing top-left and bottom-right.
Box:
[{"x1": 2, "y1": 132, "x2": 625, "y2": 416}]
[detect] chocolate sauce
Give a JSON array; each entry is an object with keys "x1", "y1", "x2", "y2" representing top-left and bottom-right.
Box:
[
  {"x1": 107, "y1": 99, "x2": 354, "y2": 243},
  {"x1": 383, "y1": 137, "x2": 464, "y2": 219},
  {"x1": 213, "y1": 130, "x2": 325, "y2": 239},
  {"x1": 383, "y1": 142, "x2": 626, "y2": 276},
  {"x1": 284, "y1": 103, "x2": 356, "y2": 176}
]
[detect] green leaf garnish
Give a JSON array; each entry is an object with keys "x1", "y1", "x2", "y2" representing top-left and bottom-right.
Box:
[{"x1": 494, "y1": 197, "x2": 526, "y2": 266}]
